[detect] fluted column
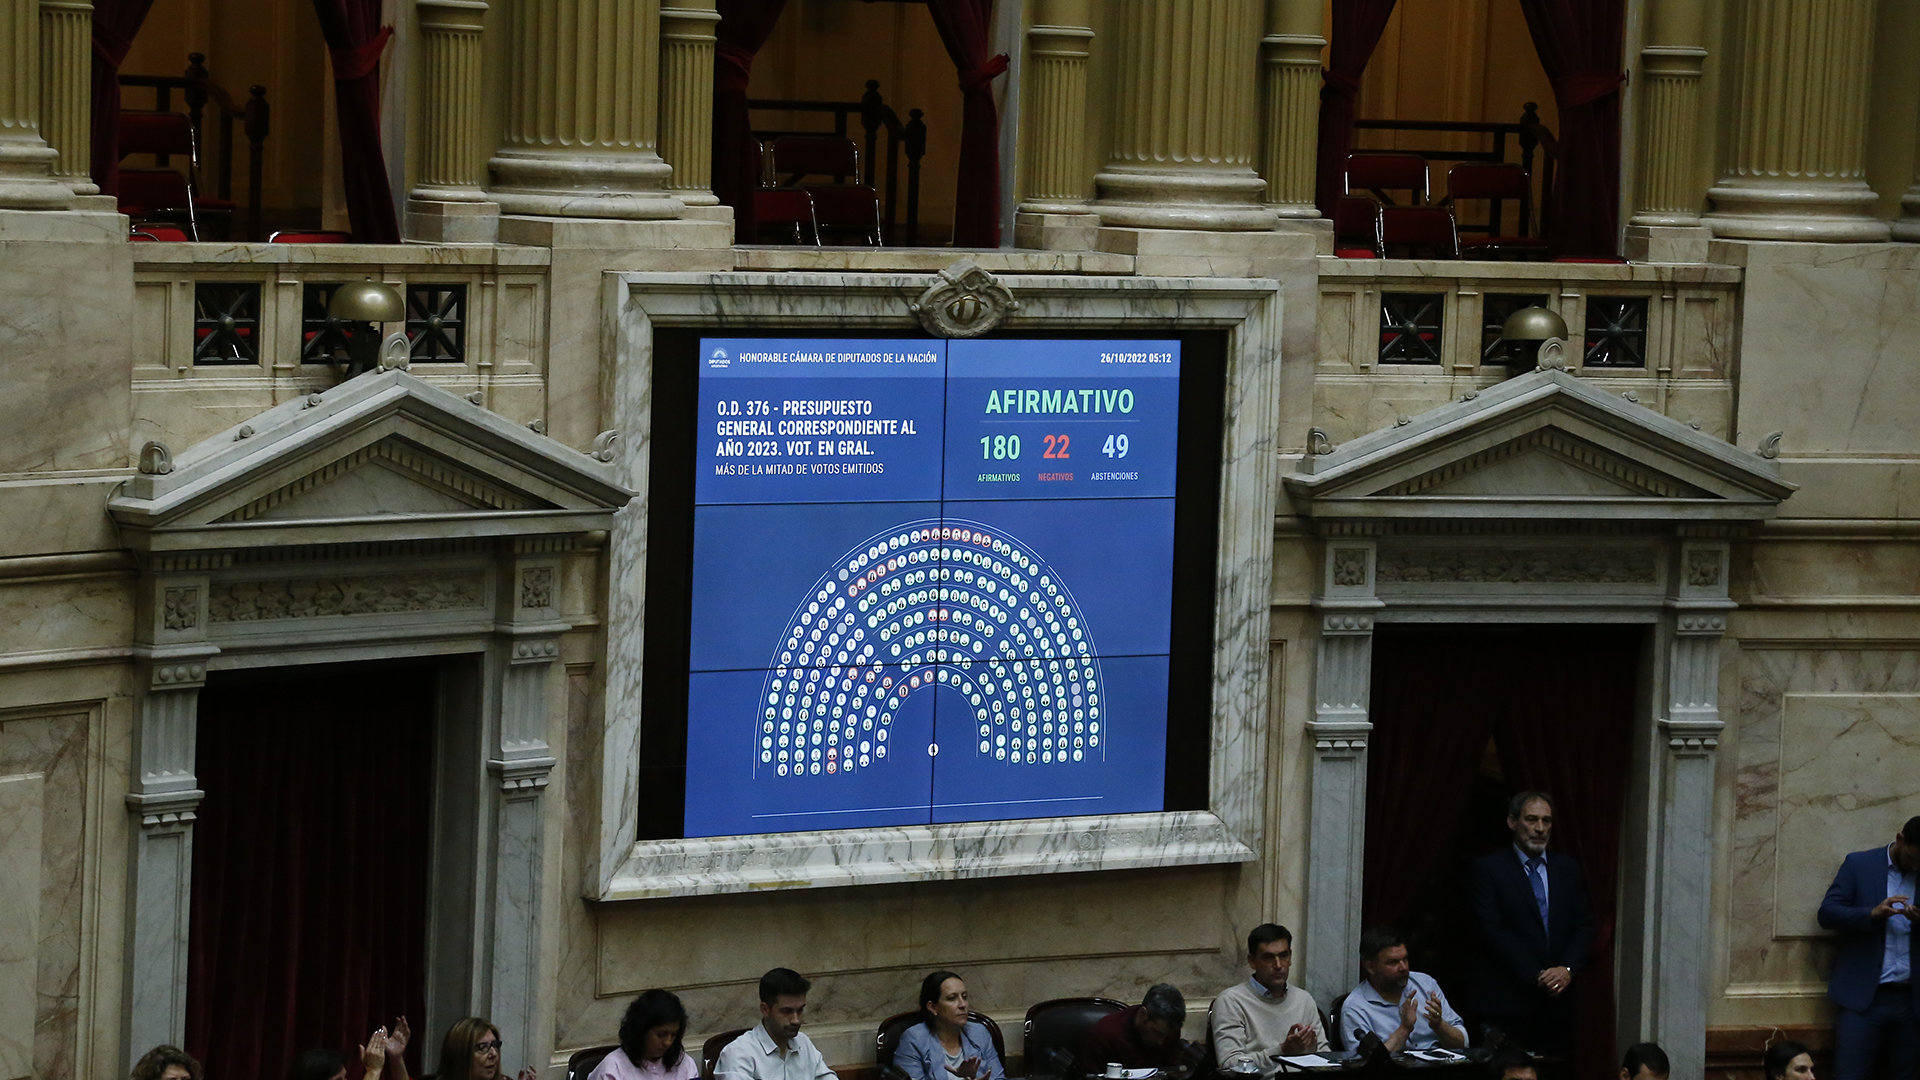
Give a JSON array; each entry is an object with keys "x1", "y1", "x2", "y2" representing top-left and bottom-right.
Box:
[
  {"x1": 1629, "y1": 0, "x2": 1705, "y2": 225},
  {"x1": 37, "y1": 0, "x2": 91, "y2": 194},
  {"x1": 487, "y1": 0, "x2": 680, "y2": 220},
  {"x1": 407, "y1": 0, "x2": 499, "y2": 241},
  {"x1": 1704, "y1": 0, "x2": 1888, "y2": 241},
  {"x1": 0, "y1": 0, "x2": 72, "y2": 209},
  {"x1": 658, "y1": 0, "x2": 718, "y2": 205},
  {"x1": 1019, "y1": 0, "x2": 1093, "y2": 215},
  {"x1": 1093, "y1": 0, "x2": 1276, "y2": 231},
  {"x1": 1257, "y1": 0, "x2": 1321, "y2": 216}
]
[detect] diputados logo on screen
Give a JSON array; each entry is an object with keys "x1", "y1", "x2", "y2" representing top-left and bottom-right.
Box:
[{"x1": 683, "y1": 337, "x2": 1181, "y2": 837}]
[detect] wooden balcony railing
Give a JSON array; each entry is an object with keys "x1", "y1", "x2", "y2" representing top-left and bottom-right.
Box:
[
  {"x1": 751, "y1": 80, "x2": 927, "y2": 246},
  {"x1": 1354, "y1": 102, "x2": 1558, "y2": 241},
  {"x1": 120, "y1": 53, "x2": 271, "y2": 241}
]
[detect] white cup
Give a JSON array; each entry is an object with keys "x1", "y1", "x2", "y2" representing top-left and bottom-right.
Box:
[{"x1": 1105, "y1": 1064, "x2": 1124, "y2": 1078}]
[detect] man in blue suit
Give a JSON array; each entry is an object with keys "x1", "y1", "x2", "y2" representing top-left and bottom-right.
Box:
[
  {"x1": 1465, "y1": 790, "x2": 1594, "y2": 1058},
  {"x1": 1818, "y1": 815, "x2": 1920, "y2": 1080}
]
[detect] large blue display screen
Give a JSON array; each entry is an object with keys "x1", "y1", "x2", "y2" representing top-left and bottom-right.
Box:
[{"x1": 685, "y1": 337, "x2": 1181, "y2": 838}]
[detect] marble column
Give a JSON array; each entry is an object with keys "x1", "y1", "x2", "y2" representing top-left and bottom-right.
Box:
[
  {"x1": 1649, "y1": 540, "x2": 1731, "y2": 1080},
  {"x1": 1092, "y1": 0, "x2": 1277, "y2": 231},
  {"x1": 1014, "y1": 0, "x2": 1094, "y2": 248},
  {"x1": 37, "y1": 0, "x2": 92, "y2": 195},
  {"x1": 1628, "y1": 0, "x2": 1706, "y2": 227},
  {"x1": 487, "y1": 0, "x2": 680, "y2": 220},
  {"x1": 486, "y1": 553, "x2": 566, "y2": 1074},
  {"x1": 406, "y1": 0, "x2": 500, "y2": 242},
  {"x1": 124, "y1": 664, "x2": 207, "y2": 1069},
  {"x1": 1257, "y1": 0, "x2": 1322, "y2": 217},
  {"x1": 1704, "y1": 0, "x2": 1889, "y2": 241},
  {"x1": 1302, "y1": 541, "x2": 1378, "y2": 1005},
  {"x1": 1894, "y1": 89, "x2": 1920, "y2": 241},
  {"x1": 0, "y1": 0, "x2": 73, "y2": 209},
  {"x1": 658, "y1": 0, "x2": 718, "y2": 207}
]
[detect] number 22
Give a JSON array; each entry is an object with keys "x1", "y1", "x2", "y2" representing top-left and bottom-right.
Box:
[{"x1": 1042, "y1": 434, "x2": 1071, "y2": 459}]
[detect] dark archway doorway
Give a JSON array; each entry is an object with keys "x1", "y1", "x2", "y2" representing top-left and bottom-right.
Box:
[
  {"x1": 185, "y1": 661, "x2": 438, "y2": 1080},
  {"x1": 1360, "y1": 624, "x2": 1642, "y2": 1080}
]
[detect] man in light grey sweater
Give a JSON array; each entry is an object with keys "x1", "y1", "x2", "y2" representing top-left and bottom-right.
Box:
[{"x1": 1210, "y1": 924, "x2": 1328, "y2": 1073}]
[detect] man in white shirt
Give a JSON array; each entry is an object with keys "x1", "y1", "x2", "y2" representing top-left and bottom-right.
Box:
[
  {"x1": 714, "y1": 969, "x2": 840, "y2": 1080},
  {"x1": 1336, "y1": 927, "x2": 1467, "y2": 1053},
  {"x1": 1211, "y1": 924, "x2": 1328, "y2": 1073}
]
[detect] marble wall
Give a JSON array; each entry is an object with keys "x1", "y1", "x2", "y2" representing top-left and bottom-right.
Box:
[
  {"x1": 1722, "y1": 645, "x2": 1920, "y2": 1020},
  {"x1": 0, "y1": 709, "x2": 94, "y2": 1080}
]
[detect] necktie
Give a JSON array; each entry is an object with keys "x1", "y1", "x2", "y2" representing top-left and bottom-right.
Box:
[{"x1": 1526, "y1": 856, "x2": 1549, "y2": 931}]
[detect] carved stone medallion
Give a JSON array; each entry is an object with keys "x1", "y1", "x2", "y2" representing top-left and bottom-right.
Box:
[{"x1": 910, "y1": 258, "x2": 1018, "y2": 338}]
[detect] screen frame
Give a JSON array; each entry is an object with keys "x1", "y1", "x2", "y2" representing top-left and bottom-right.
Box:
[{"x1": 639, "y1": 328, "x2": 1223, "y2": 840}]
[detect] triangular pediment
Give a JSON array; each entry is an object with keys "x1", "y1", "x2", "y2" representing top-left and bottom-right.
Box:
[
  {"x1": 1285, "y1": 369, "x2": 1794, "y2": 522},
  {"x1": 110, "y1": 370, "x2": 634, "y2": 551}
]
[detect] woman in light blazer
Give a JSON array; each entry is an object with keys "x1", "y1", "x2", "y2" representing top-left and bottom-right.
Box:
[{"x1": 896, "y1": 971, "x2": 1003, "y2": 1080}]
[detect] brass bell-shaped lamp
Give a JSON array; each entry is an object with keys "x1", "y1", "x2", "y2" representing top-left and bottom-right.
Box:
[
  {"x1": 1499, "y1": 306, "x2": 1570, "y2": 370},
  {"x1": 329, "y1": 277, "x2": 406, "y2": 376}
]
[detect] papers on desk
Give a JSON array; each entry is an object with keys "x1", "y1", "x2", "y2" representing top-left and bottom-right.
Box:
[
  {"x1": 1275, "y1": 1055, "x2": 1338, "y2": 1069},
  {"x1": 1406, "y1": 1049, "x2": 1466, "y2": 1063}
]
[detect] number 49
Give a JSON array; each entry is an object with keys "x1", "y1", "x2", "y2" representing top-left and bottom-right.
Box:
[{"x1": 1102, "y1": 434, "x2": 1130, "y2": 458}]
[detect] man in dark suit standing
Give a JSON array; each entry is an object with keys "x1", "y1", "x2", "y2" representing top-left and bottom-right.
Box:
[
  {"x1": 1465, "y1": 790, "x2": 1594, "y2": 1057},
  {"x1": 1817, "y1": 815, "x2": 1920, "y2": 1080}
]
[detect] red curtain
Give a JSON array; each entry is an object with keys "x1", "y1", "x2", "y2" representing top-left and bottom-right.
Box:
[
  {"x1": 1312, "y1": 0, "x2": 1398, "y2": 216},
  {"x1": 1362, "y1": 626, "x2": 1635, "y2": 1080},
  {"x1": 1496, "y1": 628, "x2": 1635, "y2": 1080},
  {"x1": 925, "y1": 0, "x2": 1006, "y2": 248},
  {"x1": 89, "y1": 0, "x2": 158, "y2": 196},
  {"x1": 1516, "y1": 0, "x2": 1625, "y2": 257},
  {"x1": 712, "y1": 0, "x2": 790, "y2": 243},
  {"x1": 1361, "y1": 633, "x2": 1497, "y2": 935},
  {"x1": 311, "y1": 0, "x2": 401, "y2": 243},
  {"x1": 185, "y1": 666, "x2": 433, "y2": 1080}
]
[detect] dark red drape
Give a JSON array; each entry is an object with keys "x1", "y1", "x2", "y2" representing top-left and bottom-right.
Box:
[
  {"x1": 1362, "y1": 627, "x2": 1634, "y2": 1080},
  {"x1": 1362, "y1": 634, "x2": 1497, "y2": 937},
  {"x1": 1312, "y1": 0, "x2": 1398, "y2": 216},
  {"x1": 925, "y1": 0, "x2": 1006, "y2": 248},
  {"x1": 89, "y1": 0, "x2": 158, "y2": 196},
  {"x1": 1497, "y1": 628, "x2": 1635, "y2": 1080},
  {"x1": 311, "y1": 0, "x2": 401, "y2": 243},
  {"x1": 185, "y1": 667, "x2": 433, "y2": 1080},
  {"x1": 1516, "y1": 0, "x2": 1625, "y2": 257},
  {"x1": 712, "y1": 0, "x2": 790, "y2": 243}
]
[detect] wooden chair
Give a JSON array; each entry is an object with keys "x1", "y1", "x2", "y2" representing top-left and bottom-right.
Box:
[
  {"x1": 117, "y1": 110, "x2": 237, "y2": 240},
  {"x1": 1376, "y1": 206, "x2": 1459, "y2": 259},
  {"x1": 701, "y1": 1028, "x2": 751, "y2": 1080},
  {"x1": 1344, "y1": 152, "x2": 1430, "y2": 206},
  {"x1": 1022, "y1": 997, "x2": 1126, "y2": 1079},
  {"x1": 567, "y1": 1045, "x2": 619, "y2": 1080},
  {"x1": 1446, "y1": 163, "x2": 1546, "y2": 259}
]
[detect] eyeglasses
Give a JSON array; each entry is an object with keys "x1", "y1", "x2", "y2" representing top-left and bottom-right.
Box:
[{"x1": 474, "y1": 1040, "x2": 503, "y2": 1053}]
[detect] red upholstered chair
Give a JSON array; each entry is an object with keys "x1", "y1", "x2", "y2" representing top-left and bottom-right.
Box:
[
  {"x1": 767, "y1": 136, "x2": 883, "y2": 245},
  {"x1": 1345, "y1": 152, "x2": 1430, "y2": 205},
  {"x1": 1446, "y1": 163, "x2": 1547, "y2": 259},
  {"x1": 117, "y1": 111, "x2": 236, "y2": 240},
  {"x1": 809, "y1": 184, "x2": 883, "y2": 246},
  {"x1": 753, "y1": 188, "x2": 819, "y2": 245},
  {"x1": 268, "y1": 230, "x2": 353, "y2": 243},
  {"x1": 129, "y1": 223, "x2": 191, "y2": 241},
  {"x1": 1376, "y1": 206, "x2": 1460, "y2": 259},
  {"x1": 1333, "y1": 196, "x2": 1381, "y2": 258}
]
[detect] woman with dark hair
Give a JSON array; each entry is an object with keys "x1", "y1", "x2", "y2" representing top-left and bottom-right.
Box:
[
  {"x1": 129, "y1": 1045, "x2": 202, "y2": 1080},
  {"x1": 437, "y1": 1017, "x2": 536, "y2": 1080},
  {"x1": 588, "y1": 989, "x2": 698, "y2": 1080},
  {"x1": 896, "y1": 971, "x2": 1001, "y2": 1080},
  {"x1": 1763, "y1": 1041, "x2": 1816, "y2": 1080}
]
